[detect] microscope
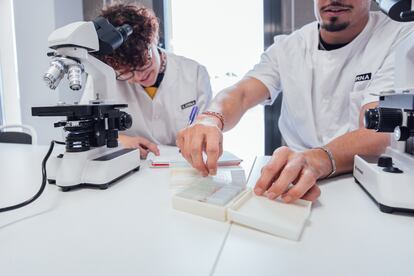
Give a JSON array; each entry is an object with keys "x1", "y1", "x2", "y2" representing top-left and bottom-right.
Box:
[
  {"x1": 32, "y1": 17, "x2": 141, "y2": 191},
  {"x1": 353, "y1": 0, "x2": 414, "y2": 213}
]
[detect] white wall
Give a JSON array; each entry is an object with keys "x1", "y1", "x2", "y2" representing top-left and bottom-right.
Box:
[
  {"x1": 13, "y1": 0, "x2": 83, "y2": 144},
  {"x1": 0, "y1": 0, "x2": 21, "y2": 125}
]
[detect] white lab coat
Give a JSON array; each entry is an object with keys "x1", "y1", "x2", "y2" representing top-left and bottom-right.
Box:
[
  {"x1": 246, "y1": 12, "x2": 414, "y2": 151},
  {"x1": 83, "y1": 52, "x2": 212, "y2": 145}
]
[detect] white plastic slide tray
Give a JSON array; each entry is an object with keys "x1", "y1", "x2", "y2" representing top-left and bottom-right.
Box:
[
  {"x1": 172, "y1": 168, "x2": 248, "y2": 221},
  {"x1": 228, "y1": 190, "x2": 311, "y2": 241},
  {"x1": 171, "y1": 158, "x2": 312, "y2": 241},
  {"x1": 172, "y1": 189, "x2": 249, "y2": 222}
]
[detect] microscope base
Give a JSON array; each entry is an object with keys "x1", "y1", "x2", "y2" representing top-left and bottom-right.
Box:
[
  {"x1": 354, "y1": 149, "x2": 414, "y2": 214},
  {"x1": 354, "y1": 178, "x2": 414, "y2": 214},
  {"x1": 47, "y1": 146, "x2": 141, "y2": 190},
  {"x1": 58, "y1": 166, "x2": 140, "y2": 192}
]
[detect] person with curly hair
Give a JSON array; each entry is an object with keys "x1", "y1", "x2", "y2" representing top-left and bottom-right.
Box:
[{"x1": 94, "y1": 3, "x2": 212, "y2": 158}]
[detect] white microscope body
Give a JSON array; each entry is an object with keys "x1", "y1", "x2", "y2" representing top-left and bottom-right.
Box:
[
  {"x1": 33, "y1": 18, "x2": 141, "y2": 190},
  {"x1": 353, "y1": 0, "x2": 414, "y2": 213}
]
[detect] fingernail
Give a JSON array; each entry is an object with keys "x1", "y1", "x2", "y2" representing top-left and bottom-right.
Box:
[
  {"x1": 210, "y1": 170, "x2": 217, "y2": 176},
  {"x1": 283, "y1": 195, "x2": 292, "y2": 202},
  {"x1": 254, "y1": 188, "x2": 263, "y2": 195},
  {"x1": 267, "y1": 192, "x2": 276, "y2": 200}
]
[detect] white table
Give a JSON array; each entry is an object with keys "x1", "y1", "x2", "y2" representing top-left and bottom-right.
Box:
[
  {"x1": 214, "y1": 157, "x2": 414, "y2": 276},
  {"x1": 1, "y1": 144, "x2": 413, "y2": 276},
  {"x1": 0, "y1": 144, "x2": 229, "y2": 276}
]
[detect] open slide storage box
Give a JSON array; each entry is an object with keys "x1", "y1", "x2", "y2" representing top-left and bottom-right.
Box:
[{"x1": 172, "y1": 158, "x2": 312, "y2": 241}]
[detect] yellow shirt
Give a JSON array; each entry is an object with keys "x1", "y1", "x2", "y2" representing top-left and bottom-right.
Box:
[{"x1": 144, "y1": 86, "x2": 158, "y2": 99}]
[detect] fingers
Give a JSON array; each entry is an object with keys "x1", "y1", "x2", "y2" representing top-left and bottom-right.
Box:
[
  {"x1": 281, "y1": 168, "x2": 318, "y2": 203},
  {"x1": 300, "y1": 185, "x2": 321, "y2": 203},
  {"x1": 177, "y1": 123, "x2": 223, "y2": 177},
  {"x1": 180, "y1": 128, "x2": 194, "y2": 166},
  {"x1": 205, "y1": 132, "x2": 223, "y2": 175},
  {"x1": 254, "y1": 147, "x2": 322, "y2": 204},
  {"x1": 254, "y1": 147, "x2": 290, "y2": 195},
  {"x1": 266, "y1": 155, "x2": 306, "y2": 200},
  {"x1": 137, "y1": 146, "x2": 149, "y2": 159},
  {"x1": 190, "y1": 133, "x2": 209, "y2": 176},
  {"x1": 176, "y1": 129, "x2": 184, "y2": 150},
  {"x1": 137, "y1": 137, "x2": 160, "y2": 156}
]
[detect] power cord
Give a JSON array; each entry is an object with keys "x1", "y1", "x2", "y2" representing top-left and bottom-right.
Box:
[{"x1": 0, "y1": 140, "x2": 65, "y2": 213}]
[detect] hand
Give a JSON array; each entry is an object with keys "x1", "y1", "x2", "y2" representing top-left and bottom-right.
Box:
[
  {"x1": 254, "y1": 146, "x2": 332, "y2": 203},
  {"x1": 119, "y1": 135, "x2": 160, "y2": 159},
  {"x1": 176, "y1": 115, "x2": 223, "y2": 176}
]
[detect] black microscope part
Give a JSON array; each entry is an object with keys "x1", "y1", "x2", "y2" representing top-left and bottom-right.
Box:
[
  {"x1": 364, "y1": 107, "x2": 403, "y2": 132},
  {"x1": 377, "y1": 0, "x2": 414, "y2": 22},
  {"x1": 32, "y1": 104, "x2": 132, "y2": 153},
  {"x1": 377, "y1": 156, "x2": 393, "y2": 168},
  {"x1": 92, "y1": 16, "x2": 133, "y2": 56}
]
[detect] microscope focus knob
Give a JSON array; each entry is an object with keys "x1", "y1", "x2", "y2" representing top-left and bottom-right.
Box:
[
  {"x1": 119, "y1": 112, "x2": 133, "y2": 131},
  {"x1": 364, "y1": 108, "x2": 403, "y2": 132},
  {"x1": 377, "y1": 156, "x2": 393, "y2": 168},
  {"x1": 394, "y1": 126, "x2": 410, "y2": 141},
  {"x1": 364, "y1": 108, "x2": 380, "y2": 130}
]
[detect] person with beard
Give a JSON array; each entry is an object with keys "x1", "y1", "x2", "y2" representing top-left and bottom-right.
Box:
[{"x1": 176, "y1": 0, "x2": 414, "y2": 203}]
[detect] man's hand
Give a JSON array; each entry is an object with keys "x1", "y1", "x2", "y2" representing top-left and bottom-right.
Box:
[
  {"x1": 254, "y1": 146, "x2": 332, "y2": 203},
  {"x1": 119, "y1": 134, "x2": 160, "y2": 159},
  {"x1": 176, "y1": 115, "x2": 223, "y2": 176}
]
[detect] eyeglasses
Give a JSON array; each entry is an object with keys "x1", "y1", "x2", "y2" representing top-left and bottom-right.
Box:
[{"x1": 116, "y1": 46, "x2": 153, "y2": 81}]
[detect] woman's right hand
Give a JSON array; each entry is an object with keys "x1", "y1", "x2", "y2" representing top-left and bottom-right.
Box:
[{"x1": 119, "y1": 134, "x2": 160, "y2": 159}]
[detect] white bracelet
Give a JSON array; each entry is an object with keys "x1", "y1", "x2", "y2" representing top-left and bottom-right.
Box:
[{"x1": 315, "y1": 146, "x2": 336, "y2": 178}]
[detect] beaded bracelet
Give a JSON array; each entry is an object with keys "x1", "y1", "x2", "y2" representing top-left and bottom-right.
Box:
[{"x1": 201, "y1": 111, "x2": 224, "y2": 131}]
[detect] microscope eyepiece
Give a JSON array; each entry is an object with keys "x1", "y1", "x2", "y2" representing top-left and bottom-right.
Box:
[
  {"x1": 117, "y1": 24, "x2": 133, "y2": 42},
  {"x1": 93, "y1": 17, "x2": 134, "y2": 56}
]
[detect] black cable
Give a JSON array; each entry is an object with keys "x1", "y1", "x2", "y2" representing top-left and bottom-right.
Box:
[{"x1": 0, "y1": 140, "x2": 64, "y2": 213}]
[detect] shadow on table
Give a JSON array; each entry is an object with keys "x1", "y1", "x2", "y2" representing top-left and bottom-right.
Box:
[{"x1": 0, "y1": 194, "x2": 61, "y2": 230}]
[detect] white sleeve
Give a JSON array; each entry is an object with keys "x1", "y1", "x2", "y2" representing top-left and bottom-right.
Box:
[
  {"x1": 196, "y1": 65, "x2": 213, "y2": 112},
  {"x1": 362, "y1": 25, "x2": 414, "y2": 107},
  {"x1": 244, "y1": 39, "x2": 283, "y2": 105},
  {"x1": 361, "y1": 51, "x2": 396, "y2": 107}
]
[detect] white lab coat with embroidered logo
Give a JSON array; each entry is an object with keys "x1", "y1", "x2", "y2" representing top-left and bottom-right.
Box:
[{"x1": 245, "y1": 12, "x2": 414, "y2": 151}]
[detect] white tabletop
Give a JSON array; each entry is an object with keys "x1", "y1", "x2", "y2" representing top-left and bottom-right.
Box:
[
  {"x1": 0, "y1": 144, "x2": 229, "y2": 276},
  {"x1": 213, "y1": 157, "x2": 414, "y2": 276},
  {"x1": 1, "y1": 145, "x2": 414, "y2": 276}
]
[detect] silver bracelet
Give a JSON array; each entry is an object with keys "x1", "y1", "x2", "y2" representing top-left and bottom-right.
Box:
[{"x1": 315, "y1": 146, "x2": 336, "y2": 178}]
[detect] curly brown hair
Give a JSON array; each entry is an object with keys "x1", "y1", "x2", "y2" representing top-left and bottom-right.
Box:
[{"x1": 98, "y1": 3, "x2": 159, "y2": 71}]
